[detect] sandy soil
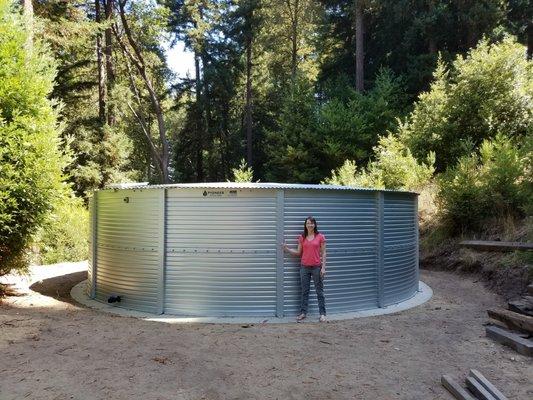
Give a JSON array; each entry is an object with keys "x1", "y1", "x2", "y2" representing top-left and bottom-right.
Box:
[{"x1": 1, "y1": 264, "x2": 532, "y2": 400}]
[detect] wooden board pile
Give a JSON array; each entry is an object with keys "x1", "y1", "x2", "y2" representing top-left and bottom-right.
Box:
[
  {"x1": 459, "y1": 240, "x2": 533, "y2": 252},
  {"x1": 485, "y1": 284, "x2": 533, "y2": 357},
  {"x1": 442, "y1": 369, "x2": 508, "y2": 400}
]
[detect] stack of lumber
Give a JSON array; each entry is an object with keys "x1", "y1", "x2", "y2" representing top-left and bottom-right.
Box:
[
  {"x1": 485, "y1": 284, "x2": 533, "y2": 357},
  {"x1": 459, "y1": 240, "x2": 533, "y2": 252},
  {"x1": 442, "y1": 369, "x2": 508, "y2": 400}
]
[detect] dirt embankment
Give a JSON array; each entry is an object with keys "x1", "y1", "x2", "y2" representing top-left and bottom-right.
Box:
[
  {"x1": 1, "y1": 264, "x2": 532, "y2": 400},
  {"x1": 419, "y1": 214, "x2": 532, "y2": 300},
  {"x1": 420, "y1": 226, "x2": 532, "y2": 301},
  {"x1": 421, "y1": 243, "x2": 530, "y2": 300}
]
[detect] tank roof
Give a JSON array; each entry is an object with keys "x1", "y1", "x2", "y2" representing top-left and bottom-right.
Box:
[{"x1": 103, "y1": 182, "x2": 418, "y2": 194}]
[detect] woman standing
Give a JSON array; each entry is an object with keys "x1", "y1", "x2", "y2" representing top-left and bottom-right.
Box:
[{"x1": 283, "y1": 216, "x2": 327, "y2": 322}]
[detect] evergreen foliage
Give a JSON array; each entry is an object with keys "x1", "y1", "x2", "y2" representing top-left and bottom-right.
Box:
[
  {"x1": 34, "y1": 0, "x2": 138, "y2": 197},
  {"x1": 230, "y1": 159, "x2": 254, "y2": 182},
  {"x1": 437, "y1": 135, "x2": 531, "y2": 233},
  {"x1": 400, "y1": 38, "x2": 532, "y2": 172},
  {"x1": 264, "y1": 79, "x2": 325, "y2": 183},
  {"x1": 0, "y1": 0, "x2": 67, "y2": 274},
  {"x1": 324, "y1": 134, "x2": 435, "y2": 191},
  {"x1": 318, "y1": 69, "x2": 408, "y2": 169}
]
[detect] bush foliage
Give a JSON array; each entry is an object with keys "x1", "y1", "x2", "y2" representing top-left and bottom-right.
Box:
[
  {"x1": 324, "y1": 134, "x2": 435, "y2": 191},
  {"x1": 33, "y1": 195, "x2": 89, "y2": 265},
  {"x1": 0, "y1": 0, "x2": 67, "y2": 275},
  {"x1": 231, "y1": 159, "x2": 254, "y2": 182},
  {"x1": 437, "y1": 135, "x2": 531, "y2": 233},
  {"x1": 399, "y1": 38, "x2": 532, "y2": 172}
]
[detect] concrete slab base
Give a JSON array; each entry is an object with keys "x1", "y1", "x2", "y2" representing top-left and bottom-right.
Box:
[{"x1": 71, "y1": 279, "x2": 433, "y2": 324}]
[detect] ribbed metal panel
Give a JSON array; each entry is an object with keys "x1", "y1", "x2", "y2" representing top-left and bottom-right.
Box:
[
  {"x1": 95, "y1": 189, "x2": 161, "y2": 313},
  {"x1": 87, "y1": 196, "x2": 94, "y2": 297},
  {"x1": 382, "y1": 193, "x2": 418, "y2": 306},
  {"x1": 164, "y1": 189, "x2": 278, "y2": 316},
  {"x1": 283, "y1": 190, "x2": 379, "y2": 315}
]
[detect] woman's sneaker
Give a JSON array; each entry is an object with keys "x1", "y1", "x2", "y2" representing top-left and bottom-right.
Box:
[
  {"x1": 296, "y1": 313, "x2": 306, "y2": 322},
  {"x1": 319, "y1": 315, "x2": 327, "y2": 322}
]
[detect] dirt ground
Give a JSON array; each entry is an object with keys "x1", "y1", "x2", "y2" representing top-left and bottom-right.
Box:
[{"x1": 1, "y1": 264, "x2": 532, "y2": 400}]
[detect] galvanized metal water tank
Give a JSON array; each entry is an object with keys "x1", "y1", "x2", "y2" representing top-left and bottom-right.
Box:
[{"x1": 87, "y1": 183, "x2": 419, "y2": 317}]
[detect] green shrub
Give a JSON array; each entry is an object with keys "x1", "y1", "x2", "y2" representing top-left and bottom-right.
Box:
[
  {"x1": 400, "y1": 37, "x2": 533, "y2": 172},
  {"x1": 230, "y1": 159, "x2": 254, "y2": 183},
  {"x1": 436, "y1": 156, "x2": 486, "y2": 232},
  {"x1": 324, "y1": 134, "x2": 435, "y2": 191},
  {"x1": 33, "y1": 195, "x2": 89, "y2": 265},
  {"x1": 519, "y1": 134, "x2": 533, "y2": 216},
  {"x1": 0, "y1": 0, "x2": 67, "y2": 275},
  {"x1": 479, "y1": 135, "x2": 528, "y2": 214},
  {"x1": 437, "y1": 135, "x2": 530, "y2": 233}
]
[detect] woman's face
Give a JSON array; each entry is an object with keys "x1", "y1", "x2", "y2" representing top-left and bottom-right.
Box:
[{"x1": 305, "y1": 219, "x2": 315, "y2": 232}]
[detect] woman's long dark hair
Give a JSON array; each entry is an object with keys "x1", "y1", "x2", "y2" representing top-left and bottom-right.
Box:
[{"x1": 302, "y1": 216, "x2": 319, "y2": 238}]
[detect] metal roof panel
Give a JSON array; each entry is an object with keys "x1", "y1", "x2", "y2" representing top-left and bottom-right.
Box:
[{"x1": 103, "y1": 181, "x2": 418, "y2": 195}]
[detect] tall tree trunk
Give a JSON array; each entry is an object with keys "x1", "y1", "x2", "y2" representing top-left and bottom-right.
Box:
[
  {"x1": 456, "y1": 0, "x2": 477, "y2": 50},
  {"x1": 526, "y1": 21, "x2": 533, "y2": 60},
  {"x1": 21, "y1": 0, "x2": 32, "y2": 15},
  {"x1": 116, "y1": 0, "x2": 170, "y2": 183},
  {"x1": 427, "y1": 0, "x2": 437, "y2": 54},
  {"x1": 466, "y1": 28, "x2": 477, "y2": 49},
  {"x1": 288, "y1": 0, "x2": 299, "y2": 83},
  {"x1": 428, "y1": 38, "x2": 437, "y2": 54},
  {"x1": 194, "y1": 51, "x2": 204, "y2": 182},
  {"x1": 201, "y1": 52, "x2": 210, "y2": 181},
  {"x1": 104, "y1": 0, "x2": 115, "y2": 125},
  {"x1": 198, "y1": 6, "x2": 209, "y2": 182},
  {"x1": 355, "y1": 0, "x2": 364, "y2": 92},
  {"x1": 245, "y1": 25, "x2": 253, "y2": 168},
  {"x1": 21, "y1": 0, "x2": 33, "y2": 44},
  {"x1": 220, "y1": 108, "x2": 230, "y2": 180},
  {"x1": 95, "y1": 0, "x2": 106, "y2": 123}
]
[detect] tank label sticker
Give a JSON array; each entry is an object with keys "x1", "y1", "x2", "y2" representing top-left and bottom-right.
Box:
[{"x1": 202, "y1": 190, "x2": 238, "y2": 197}]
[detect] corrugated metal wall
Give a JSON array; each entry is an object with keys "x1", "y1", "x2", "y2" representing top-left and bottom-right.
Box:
[
  {"x1": 92, "y1": 186, "x2": 418, "y2": 317},
  {"x1": 87, "y1": 196, "x2": 94, "y2": 297},
  {"x1": 94, "y1": 189, "x2": 162, "y2": 313},
  {"x1": 164, "y1": 189, "x2": 278, "y2": 316},
  {"x1": 382, "y1": 193, "x2": 418, "y2": 306},
  {"x1": 283, "y1": 190, "x2": 379, "y2": 315}
]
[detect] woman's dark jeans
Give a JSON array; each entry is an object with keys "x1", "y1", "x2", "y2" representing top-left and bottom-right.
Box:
[{"x1": 300, "y1": 266, "x2": 326, "y2": 315}]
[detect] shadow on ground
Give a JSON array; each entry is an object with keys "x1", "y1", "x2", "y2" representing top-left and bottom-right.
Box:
[{"x1": 29, "y1": 271, "x2": 87, "y2": 305}]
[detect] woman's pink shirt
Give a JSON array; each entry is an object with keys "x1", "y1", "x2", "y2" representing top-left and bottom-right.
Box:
[{"x1": 298, "y1": 233, "x2": 326, "y2": 267}]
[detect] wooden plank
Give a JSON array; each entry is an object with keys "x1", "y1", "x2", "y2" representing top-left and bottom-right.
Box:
[
  {"x1": 508, "y1": 300, "x2": 533, "y2": 317},
  {"x1": 459, "y1": 240, "x2": 533, "y2": 252},
  {"x1": 441, "y1": 375, "x2": 477, "y2": 400},
  {"x1": 487, "y1": 308, "x2": 533, "y2": 334},
  {"x1": 465, "y1": 376, "x2": 497, "y2": 400},
  {"x1": 469, "y1": 370, "x2": 508, "y2": 400},
  {"x1": 486, "y1": 325, "x2": 533, "y2": 356}
]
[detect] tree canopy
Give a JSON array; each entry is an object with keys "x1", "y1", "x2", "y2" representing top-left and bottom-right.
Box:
[{"x1": 0, "y1": 0, "x2": 532, "y2": 272}]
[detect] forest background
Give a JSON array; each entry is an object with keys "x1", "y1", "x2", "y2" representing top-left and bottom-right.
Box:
[{"x1": 0, "y1": 0, "x2": 531, "y2": 281}]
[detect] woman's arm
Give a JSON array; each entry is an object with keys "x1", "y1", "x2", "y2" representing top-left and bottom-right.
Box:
[
  {"x1": 320, "y1": 242, "x2": 326, "y2": 277},
  {"x1": 283, "y1": 241, "x2": 302, "y2": 257}
]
